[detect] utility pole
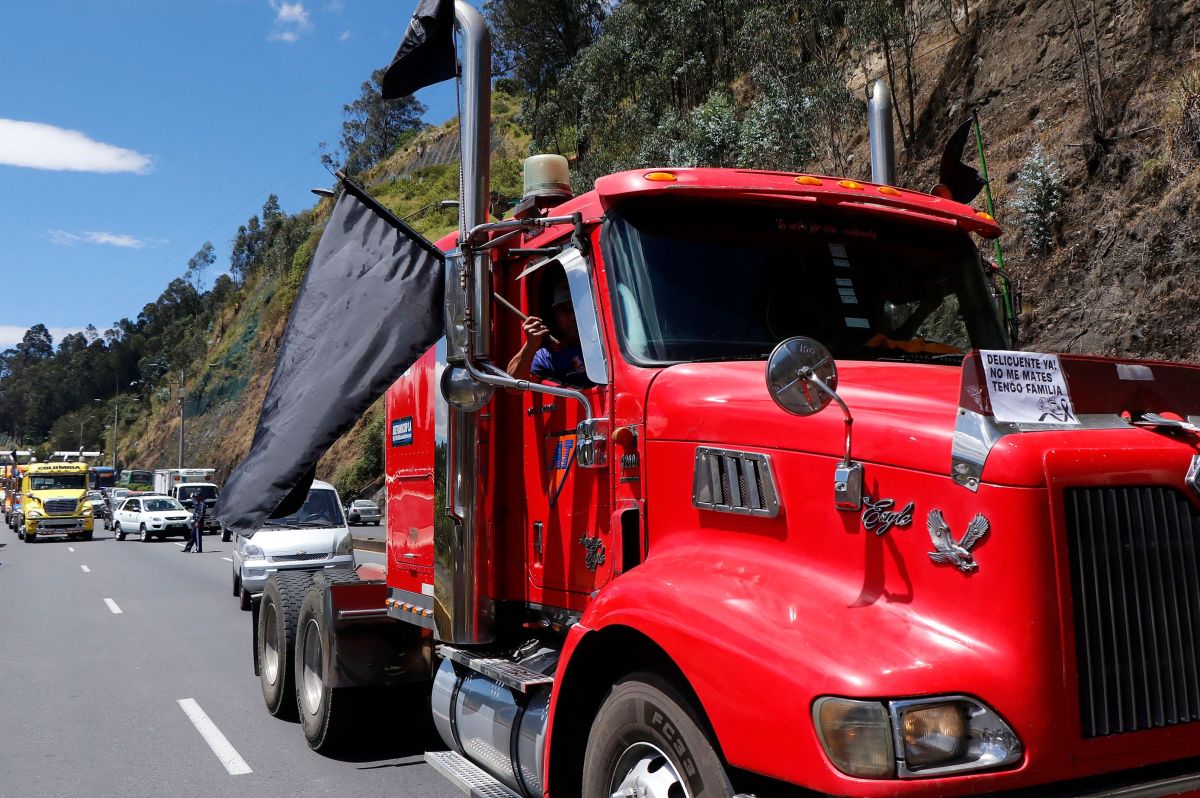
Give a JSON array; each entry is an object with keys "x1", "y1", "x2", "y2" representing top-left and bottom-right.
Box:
[
  {"x1": 112, "y1": 379, "x2": 139, "y2": 470},
  {"x1": 177, "y1": 368, "x2": 186, "y2": 469}
]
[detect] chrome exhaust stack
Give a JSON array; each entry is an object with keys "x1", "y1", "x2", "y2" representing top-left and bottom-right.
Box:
[
  {"x1": 437, "y1": 0, "x2": 495, "y2": 646},
  {"x1": 868, "y1": 79, "x2": 896, "y2": 186}
]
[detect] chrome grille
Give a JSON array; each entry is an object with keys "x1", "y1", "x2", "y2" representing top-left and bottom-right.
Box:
[
  {"x1": 692, "y1": 447, "x2": 779, "y2": 518},
  {"x1": 269, "y1": 552, "x2": 330, "y2": 563},
  {"x1": 44, "y1": 498, "x2": 79, "y2": 515},
  {"x1": 1065, "y1": 486, "x2": 1200, "y2": 737}
]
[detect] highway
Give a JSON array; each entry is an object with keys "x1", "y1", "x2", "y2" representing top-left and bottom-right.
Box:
[{"x1": 0, "y1": 524, "x2": 457, "y2": 798}]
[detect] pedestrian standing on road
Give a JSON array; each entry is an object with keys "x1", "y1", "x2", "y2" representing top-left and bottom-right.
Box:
[{"x1": 182, "y1": 490, "x2": 206, "y2": 554}]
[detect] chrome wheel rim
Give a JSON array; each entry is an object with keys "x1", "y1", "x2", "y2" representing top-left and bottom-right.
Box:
[
  {"x1": 609, "y1": 741, "x2": 690, "y2": 798},
  {"x1": 262, "y1": 603, "x2": 281, "y2": 686},
  {"x1": 301, "y1": 618, "x2": 323, "y2": 715}
]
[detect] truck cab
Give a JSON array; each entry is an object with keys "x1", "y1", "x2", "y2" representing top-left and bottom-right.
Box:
[{"x1": 19, "y1": 461, "x2": 94, "y2": 542}]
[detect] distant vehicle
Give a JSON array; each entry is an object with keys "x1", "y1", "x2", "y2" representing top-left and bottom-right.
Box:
[
  {"x1": 17, "y1": 461, "x2": 94, "y2": 543},
  {"x1": 167, "y1": 482, "x2": 221, "y2": 532},
  {"x1": 88, "y1": 466, "x2": 116, "y2": 491},
  {"x1": 231, "y1": 480, "x2": 353, "y2": 611},
  {"x1": 153, "y1": 468, "x2": 217, "y2": 497},
  {"x1": 111, "y1": 495, "x2": 193, "y2": 542},
  {"x1": 102, "y1": 488, "x2": 131, "y2": 529},
  {"x1": 118, "y1": 469, "x2": 154, "y2": 487},
  {"x1": 344, "y1": 499, "x2": 380, "y2": 526},
  {"x1": 85, "y1": 491, "x2": 108, "y2": 520}
]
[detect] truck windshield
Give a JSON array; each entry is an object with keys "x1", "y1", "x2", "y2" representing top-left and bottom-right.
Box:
[
  {"x1": 264, "y1": 489, "x2": 344, "y2": 528},
  {"x1": 181, "y1": 485, "x2": 218, "y2": 501},
  {"x1": 603, "y1": 196, "x2": 1008, "y2": 364},
  {"x1": 29, "y1": 474, "x2": 87, "y2": 490}
]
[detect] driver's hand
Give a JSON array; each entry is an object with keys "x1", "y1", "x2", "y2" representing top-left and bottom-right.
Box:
[{"x1": 522, "y1": 316, "x2": 549, "y2": 347}]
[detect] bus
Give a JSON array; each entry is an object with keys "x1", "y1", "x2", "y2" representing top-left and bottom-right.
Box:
[
  {"x1": 118, "y1": 469, "x2": 154, "y2": 488},
  {"x1": 89, "y1": 466, "x2": 116, "y2": 491}
]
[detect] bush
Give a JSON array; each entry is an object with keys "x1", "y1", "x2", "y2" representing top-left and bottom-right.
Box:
[{"x1": 1013, "y1": 144, "x2": 1064, "y2": 254}]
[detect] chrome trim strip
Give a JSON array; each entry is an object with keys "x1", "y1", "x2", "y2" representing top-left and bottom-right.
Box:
[
  {"x1": 335, "y1": 608, "x2": 388, "y2": 620},
  {"x1": 952, "y1": 410, "x2": 1135, "y2": 491}
]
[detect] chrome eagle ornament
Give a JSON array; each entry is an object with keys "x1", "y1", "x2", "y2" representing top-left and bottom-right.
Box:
[{"x1": 927, "y1": 510, "x2": 988, "y2": 572}]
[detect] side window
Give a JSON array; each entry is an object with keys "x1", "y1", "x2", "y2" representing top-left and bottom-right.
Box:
[{"x1": 127, "y1": 500, "x2": 140, "y2": 513}]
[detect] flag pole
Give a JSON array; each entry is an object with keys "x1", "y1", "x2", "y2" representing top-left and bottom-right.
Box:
[{"x1": 972, "y1": 109, "x2": 1018, "y2": 345}]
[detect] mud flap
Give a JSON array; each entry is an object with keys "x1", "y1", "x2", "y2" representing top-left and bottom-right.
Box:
[{"x1": 324, "y1": 579, "x2": 432, "y2": 689}]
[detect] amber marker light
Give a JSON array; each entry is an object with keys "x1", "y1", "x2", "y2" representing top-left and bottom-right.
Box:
[
  {"x1": 976, "y1": 211, "x2": 995, "y2": 221},
  {"x1": 644, "y1": 171, "x2": 677, "y2": 182},
  {"x1": 878, "y1": 186, "x2": 902, "y2": 197},
  {"x1": 838, "y1": 180, "x2": 864, "y2": 190},
  {"x1": 795, "y1": 175, "x2": 823, "y2": 186}
]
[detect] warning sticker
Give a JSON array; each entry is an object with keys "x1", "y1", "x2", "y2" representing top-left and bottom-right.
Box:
[{"x1": 979, "y1": 350, "x2": 1079, "y2": 425}]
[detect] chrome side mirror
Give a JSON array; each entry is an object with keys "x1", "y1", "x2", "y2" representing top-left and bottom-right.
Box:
[{"x1": 766, "y1": 337, "x2": 863, "y2": 512}]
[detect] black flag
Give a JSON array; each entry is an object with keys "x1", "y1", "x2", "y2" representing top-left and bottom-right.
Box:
[
  {"x1": 937, "y1": 118, "x2": 986, "y2": 204},
  {"x1": 381, "y1": 0, "x2": 457, "y2": 100},
  {"x1": 215, "y1": 179, "x2": 445, "y2": 536}
]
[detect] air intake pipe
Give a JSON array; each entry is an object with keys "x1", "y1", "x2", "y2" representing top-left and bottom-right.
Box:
[{"x1": 868, "y1": 79, "x2": 896, "y2": 186}]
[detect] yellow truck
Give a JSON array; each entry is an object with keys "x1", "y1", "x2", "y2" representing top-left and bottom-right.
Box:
[{"x1": 17, "y1": 461, "x2": 94, "y2": 543}]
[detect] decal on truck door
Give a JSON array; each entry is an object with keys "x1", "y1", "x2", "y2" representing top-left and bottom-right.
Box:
[
  {"x1": 391, "y1": 417, "x2": 414, "y2": 447},
  {"x1": 547, "y1": 432, "x2": 576, "y2": 507}
]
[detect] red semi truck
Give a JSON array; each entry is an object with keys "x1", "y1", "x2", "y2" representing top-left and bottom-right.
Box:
[{"x1": 249, "y1": 3, "x2": 1200, "y2": 796}]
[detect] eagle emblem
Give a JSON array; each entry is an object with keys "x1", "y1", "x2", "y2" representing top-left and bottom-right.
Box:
[{"x1": 927, "y1": 510, "x2": 988, "y2": 572}]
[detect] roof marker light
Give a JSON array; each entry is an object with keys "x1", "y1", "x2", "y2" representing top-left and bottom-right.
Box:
[
  {"x1": 795, "y1": 175, "x2": 823, "y2": 186},
  {"x1": 878, "y1": 186, "x2": 902, "y2": 197},
  {"x1": 838, "y1": 180, "x2": 864, "y2": 190},
  {"x1": 976, "y1": 211, "x2": 995, "y2": 221},
  {"x1": 644, "y1": 171, "x2": 677, "y2": 182}
]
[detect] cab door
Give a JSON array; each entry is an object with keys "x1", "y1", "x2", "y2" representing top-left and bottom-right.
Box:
[{"x1": 520, "y1": 248, "x2": 614, "y2": 599}]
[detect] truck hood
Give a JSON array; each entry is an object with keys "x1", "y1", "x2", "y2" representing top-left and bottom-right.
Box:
[
  {"x1": 645, "y1": 358, "x2": 1200, "y2": 488},
  {"x1": 252, "y1": 525, "x2": 349, "y2": 555},
  {"x1": 27, "y1": 489, "x2": 88, "y2": 504}
]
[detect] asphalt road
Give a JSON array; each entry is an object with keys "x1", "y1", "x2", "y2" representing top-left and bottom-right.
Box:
[{"x1": 0, "y1": 523, "x2": 456, "y2": 798}]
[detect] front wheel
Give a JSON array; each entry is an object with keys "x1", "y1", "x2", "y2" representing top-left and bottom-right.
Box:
[
  {"x1": 115, "y1": 523, "x2": 125, "y2": 542},
  {"x1": 140, "y1": 524, "x2": 149, "y2": 542},
  {"x1": 582, "y1": 674, "x2": 733, "y2": 798}
]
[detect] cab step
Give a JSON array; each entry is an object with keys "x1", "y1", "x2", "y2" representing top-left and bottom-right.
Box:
[
  {"x1": 437, "y1": 645, "x2": 554, "y2": 693},
  {"x1": 425, "y1": 751, "x2": 522, "y2": 798}
]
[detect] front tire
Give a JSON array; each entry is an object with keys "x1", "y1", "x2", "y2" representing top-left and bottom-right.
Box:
[
  {"x1": 140, "y1": 524, "x2": 149, "y2": 542},
  {"x1": 582, "y1": 674, "x2": 733, "y2": 798},
  {"x1": 257, "y1": 572, "x2": 313, "y2": 718},
  {"x1": 115, "y1": 523, "x2": 125, "y2": 542}
]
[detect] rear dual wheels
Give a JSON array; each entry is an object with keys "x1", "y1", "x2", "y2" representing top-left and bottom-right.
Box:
[
  {"x1": 582, "y1": 674, "x2": 733, "y2": 798},
  {"x1": 257, "y1": 572, "x2": 314, "y2": 719}
]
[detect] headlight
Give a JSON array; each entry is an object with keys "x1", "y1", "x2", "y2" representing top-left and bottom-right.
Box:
[
  {"x1": 890, "y1": 696, "x2": 1022, "y2": 777},
  {"x1": 813, "y1": 697, "x2": 894, "y2": 778},
  {"x1": 27, "y1": 509, "x2": 45, "y2": 519},
  {"x1": 333, "y1": 532, "x2": 353, "y2": 556},
  {"x1": 242, "y1": 542, "x2": 265, "y2": 559},
  {"x1": 81, "y1": 504, "x2": 93, "y2": 515}
]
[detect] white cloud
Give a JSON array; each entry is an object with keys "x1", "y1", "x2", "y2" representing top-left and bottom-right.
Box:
[
  {"x1": 0, "y1": 326, "x2": 86, "y2": 350},
  {"x1": 326, "y1": 1, "x2": 344, "y2": 12},
  {"x1": 0, "y1": 119, "x2": 152, "y2": 174},
  {"x1": 47, "y1": 230, "x2": 160, "y2": 249},
  {"x1": 338, "y1": 29, "x2": 351, "y2": 41},
  {"x1": 268, "y1": 1, "x2": 311, "y2": 42}
]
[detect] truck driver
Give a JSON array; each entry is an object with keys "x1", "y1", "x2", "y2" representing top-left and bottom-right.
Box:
[{"x1": 505, "y1": 281, "x2": 590, "y2": 387}]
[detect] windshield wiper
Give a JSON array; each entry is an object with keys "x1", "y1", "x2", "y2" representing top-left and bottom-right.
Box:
[
  {"x1": 297, "y1": 519, "x2": 336, "y2": 527},
  {"x1": 262, "y1": 521, "x2": 301, "y2": 529}
]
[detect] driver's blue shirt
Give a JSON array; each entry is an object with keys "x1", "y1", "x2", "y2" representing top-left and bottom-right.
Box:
[{"x1": 531, "y1": 344, "x2": 589, "y2": 387}]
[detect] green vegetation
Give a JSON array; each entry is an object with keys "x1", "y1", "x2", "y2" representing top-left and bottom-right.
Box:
[{"x1": 333, "y1": 412, "x2": 384, "y2": 500}]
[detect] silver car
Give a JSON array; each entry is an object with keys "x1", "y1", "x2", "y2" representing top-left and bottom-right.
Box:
[
  {"x1": 345, "y1": 499, "x2": 380, "y2": 526},
  {"x1": 232, "y1": 480, "x2": 355, "y2": 610}
]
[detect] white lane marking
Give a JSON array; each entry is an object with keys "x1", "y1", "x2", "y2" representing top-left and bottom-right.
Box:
[
  {"x1": 175, "y1": 542, "x2": 187, "y2": 548},
  {"x1": 177, "y1": 699, "x2": 252, "y2": 776},
  {"x1": 221, "y1": 557, "x2": 232, "y2": 562},
  {"x1": 81, "y1": 565, "x2": 91, "y2": 573},
  {"x1": 103, "y1": 598, "x2": 122, "y2": 614},
  {"x1": 68, "y1": 546, "x2": 75, "y2": 552}
]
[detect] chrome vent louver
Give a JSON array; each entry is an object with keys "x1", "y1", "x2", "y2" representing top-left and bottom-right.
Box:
[{"x1": 692, "y1": 447, "x2": 780, "y2": 518}]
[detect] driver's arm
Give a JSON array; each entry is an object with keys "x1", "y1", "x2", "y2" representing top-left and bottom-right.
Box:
[{"x1": 506, "y1": 316, "x2": 550, "y2": 380}]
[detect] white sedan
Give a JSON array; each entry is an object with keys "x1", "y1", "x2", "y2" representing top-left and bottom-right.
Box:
[{"x1": 112, "y1": 495, "x2": 194, "y2": 542}]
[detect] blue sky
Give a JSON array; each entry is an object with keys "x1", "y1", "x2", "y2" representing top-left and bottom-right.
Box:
[{"x1": 0, "y1": 0, "x2": 467, "y2": 349}]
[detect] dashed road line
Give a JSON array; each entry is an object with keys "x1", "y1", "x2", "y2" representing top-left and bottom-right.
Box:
[
  {"x1": 177, "y1": 699, "x2": 252, "y2": 776},
  {"x1": 68, "y1": 546, "x2": 75, "y2": 552},
  {"x1": 175, "y1": 542, "x2": 187, "y2": 548},
  {"x1": 221, "y1": 557, "x2": 232, "y2": 562},
  {"x1": 81, "y1": 565, "x2": 90, "y2": 573},
  {"x1": 103, "y1": 598, "x2": 122, "y2": 614}
]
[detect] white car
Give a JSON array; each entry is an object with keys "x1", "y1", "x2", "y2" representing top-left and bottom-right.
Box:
[
  {"x1": 232, "y1": 480, "x2": 355, "y2": 610},
  {"x1": 112, "y1": 495, "x2": 194, "y2": 542}
]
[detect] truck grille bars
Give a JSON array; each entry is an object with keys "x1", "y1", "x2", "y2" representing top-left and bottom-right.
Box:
[
  {"x1": 44, "y1": 498, "x2": 79, "y2": 515},
  {"x1": 1065, "y1": 486, "x2": 1200, "y2": 737}
]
